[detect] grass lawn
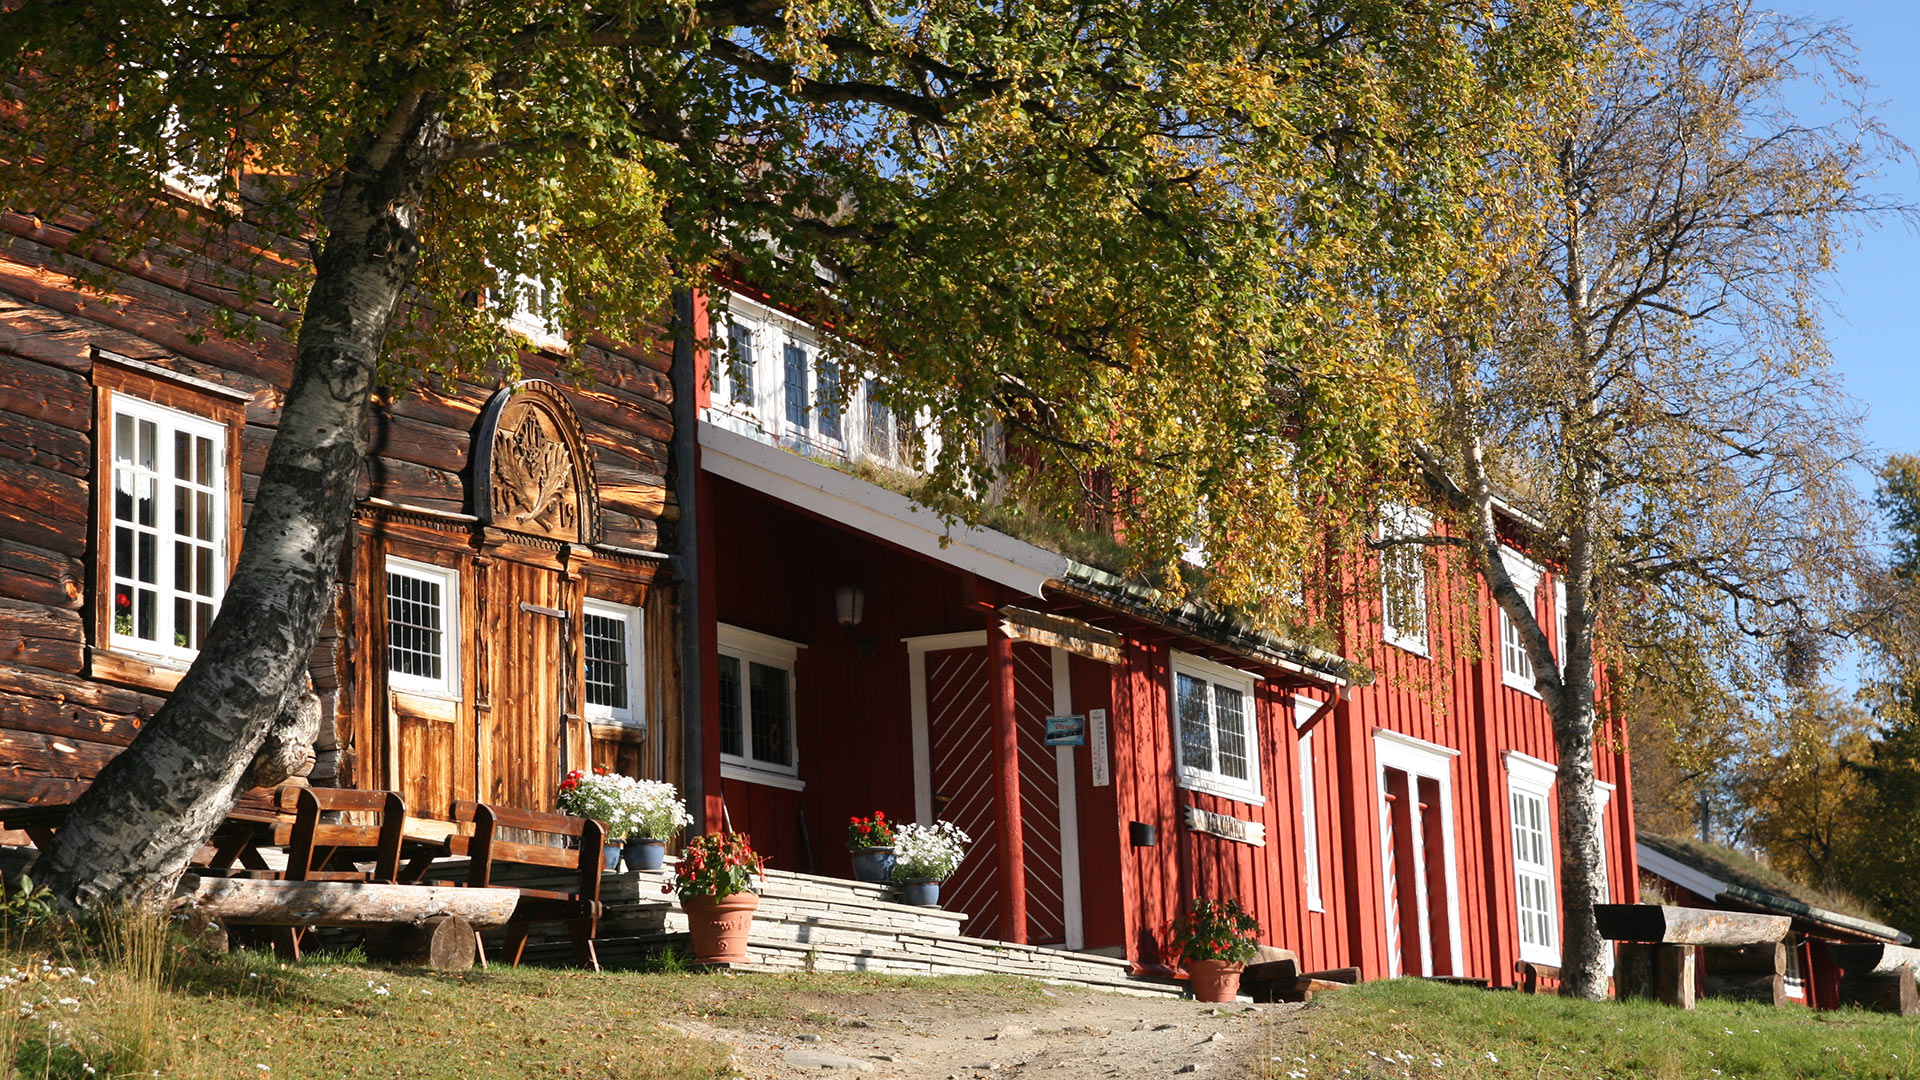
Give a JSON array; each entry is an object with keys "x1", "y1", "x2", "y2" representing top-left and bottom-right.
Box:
[
  {"x1": 1262, "y1": 977, "x2": 1920, "y2": 1080},
  {"x1": 0, "y1": 917, "x2": 1046, "y2": 1079}
]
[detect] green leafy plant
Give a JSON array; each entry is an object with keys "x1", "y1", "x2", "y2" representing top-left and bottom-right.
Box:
[
  {"x1": 1170, "y1": 898, "x2": 1261, "y2": 965},
  {"x1": 669, "y1": 832, "x2": 763, "y2": 901},
  {"x1": 1, "y1": 878, "x2": 56, "y2": 934}
]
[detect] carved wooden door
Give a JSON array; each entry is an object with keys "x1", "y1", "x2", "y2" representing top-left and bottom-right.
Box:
[{"x1": 475, "y1": 553, "x2": 576, "y2": 810}]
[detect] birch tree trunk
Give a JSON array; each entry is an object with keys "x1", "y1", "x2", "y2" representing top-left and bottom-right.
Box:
[{"x1": 34, "y1": 93, "x2": 450, "y2": 909}]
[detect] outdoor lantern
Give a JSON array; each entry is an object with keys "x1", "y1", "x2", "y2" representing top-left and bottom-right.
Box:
[{"x1": 835, "y1": 585, "x2": 866, "y2": 627}]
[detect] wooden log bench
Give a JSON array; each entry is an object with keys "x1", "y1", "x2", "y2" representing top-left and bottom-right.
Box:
[
  {"x1": 440, "y1": 800, "x2": 607, "y2": 971},
  {"x1": 1830, "y1": 943, "x2": 1920, "y2": 1016},
  {"x1": 179, "y1": 876, "x2": 513, "y2": 970},
  {"x1": 1515, "y1": 960, "x2": 1560, "y2": 995},
  {"x1": 1596, "y1": 904, "x2": 1791, "y2": 1010}
]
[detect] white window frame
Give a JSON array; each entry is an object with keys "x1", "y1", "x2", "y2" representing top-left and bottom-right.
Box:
[
  {"x1": 710, "y1": 294, "x2": 847, "y2": 453},
  {"x1": 106, "y1": 396, "x2": 231, "y2": 664},
  {"x1": 1295, "y1": 697, "x2": 1324, "y2": 913},
  {"x1": 503, "y1": 272, "x2": 567, "y2": 352},
  {"x1": 1554, "y1": 578, "x2": 1569, "y2": 675},
  {"x1": 1593, "y1": 778, "x2": 1616, "y2": 975},
  {"x1": 1169, "y1": 651, "x2": 1264, "y2": 805},
  {"x1": 1504, "y1": 749, "x2": 1560, "y2": 966},
  {"x1": 1379, "y1": 504, "x2": 1431, "y2": 655},
  {"x1": 717, "y1": 623, "x2": 804, "y2": 788},
  {"x1": 582, "y1": 598, "x2": 643, "y2": 727},
  {"x1": 1499, "y1": 548, "x2": 1544, "y2": 696},
  {"x1": 384, "y1": 556, "x2": 460, "y2": 698}
]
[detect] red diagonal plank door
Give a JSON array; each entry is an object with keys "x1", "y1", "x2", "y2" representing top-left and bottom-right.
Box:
[{"x1": 925, "y1": 642, "x2": 1065, "y2": 944}]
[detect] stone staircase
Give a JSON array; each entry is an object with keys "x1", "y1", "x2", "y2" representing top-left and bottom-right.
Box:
[{"x1": 497, "y1": 860, "x2": 1182, "y2": 997}]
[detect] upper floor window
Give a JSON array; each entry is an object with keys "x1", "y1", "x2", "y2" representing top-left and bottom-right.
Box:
[
  {"x1": 386, "y1": 557, "x2": 459, "y2": 697},
  {"x1": 1504, "y1": 751, "x2": 1558, "y2": 965},
  {"x1": 502, "y1": 273, "x2": 567, "y2": 352},
  {"x1": 107, "y1": 397, "x2": 231, "y2": 662},
  {"x1": 1170, "y1": 651, "x2": 1263, "y2": 804},
  {"x1": 718, "y1": 624, "x2": 802, "y2": 786},
  {"x1": 583, "y1": 599, "x2": 643, "y2": 727},
  {"x1": 1499, "y1": 548, "x2": 1543, "y2": 694},
  {"x1": 1379, "y1": 505, "x2": 1430, "y2": 655}
]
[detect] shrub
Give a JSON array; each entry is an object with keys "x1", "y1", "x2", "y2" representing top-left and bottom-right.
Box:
[
  {"x1": 891, "y1": 821, "x2": 972, "y2": 882},
  {"x1": 670, "y1": 833, "x2": 764, "y2": 901},
  {"x1": 1170, "y1": 898, "x2": 1261, "y2": 965}
]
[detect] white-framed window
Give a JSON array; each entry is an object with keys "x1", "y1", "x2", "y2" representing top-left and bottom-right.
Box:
[
  {"x1": 1504, "y1": 750, "x2": 1559, "y2": 965},
  {"x1": 1379, "y1": 504, "x2": 1431, "y2": 655},
  {"x1": 582, "y1": 599, "x2": 643, "y2": 727},
  {"x1": 503, "y1": 273, "x2": 567, "y2": 352},
  {"x1": 1295, "y1": 697, "x2": 1324, "y2": 912},
  {"x1": 718, "y1": 623, "x2": 802, "y2": 786},
  {"x1": 1170, "y1": 651, "x2": 1263, "y2": 804},
  {"x1": 1499, "y1": 548, "x2": 1543, "y2": 695},
  {"x1": 107, "y1": 396, "x2": 230, "y2": 662},
  {"x1": 385, "y1": 557, "x2": 459, "y2": 697}
]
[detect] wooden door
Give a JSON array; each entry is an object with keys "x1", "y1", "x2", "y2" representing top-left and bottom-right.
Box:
[
  {"x1": 924, "y1": 642, "x2": 1065, "y2": 943},
  {"x1": 478, "y1": 556, "x2": 572, "y2": 810},
  {"x1": 1381, "y1": 767, "x2": 1456, "y2": 977}
]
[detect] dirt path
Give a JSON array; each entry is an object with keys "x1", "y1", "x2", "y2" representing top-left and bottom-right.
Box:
[{"x1": 669, "y1": 983, "x2": 1308, "y2": 1080}]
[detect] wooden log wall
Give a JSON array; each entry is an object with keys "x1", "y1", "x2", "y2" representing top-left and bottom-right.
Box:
[{"x1": 0, "y1": 204, "x2": 678, "y2": 821}]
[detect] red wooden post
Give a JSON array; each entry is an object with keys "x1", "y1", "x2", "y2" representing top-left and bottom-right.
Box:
[{"x1": 987, "y1": 617, "x2": 1028, "y2": 944}]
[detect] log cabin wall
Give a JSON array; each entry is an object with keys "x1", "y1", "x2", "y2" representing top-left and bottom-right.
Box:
[{"x1": 0, "y1": 211, "x2": 678, "y2": 825}]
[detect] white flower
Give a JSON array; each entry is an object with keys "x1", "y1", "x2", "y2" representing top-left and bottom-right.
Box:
[
  {"x1": 56, "y1": 967, "x2": 74, "y2": 977},
  {"x1": 57, "y1": 997, "x2": 78, "y2": 1006},
  {"x1": 372, "y1": 985, "x2": 390, "y2": 997},
  {"x1": 78, "y1": 976, "x2": 95, "y2": 986},
  {"x1": 1486, "y1": 1052, "x2": 1498, "y2": 1063},
  {"x1": 892, "y1": 821, "x2": 973, "y2": 881},
  {"x1": 257, "y1": 1065, "x2": 271, "y2": 1072}
]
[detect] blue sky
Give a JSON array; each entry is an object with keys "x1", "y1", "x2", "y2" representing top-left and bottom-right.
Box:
[{"x1": 1805, "y1": 2, "x2": 1920, "y2": 468}]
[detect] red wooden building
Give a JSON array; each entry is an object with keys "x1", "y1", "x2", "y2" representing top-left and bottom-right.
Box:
[{"x1": 681, "y1": 287, "x2": 1640, "y2": 983}]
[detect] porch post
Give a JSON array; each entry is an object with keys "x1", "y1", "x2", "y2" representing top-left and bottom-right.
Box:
[{"x1": 986, "y1": 617, "x2": 1029, "y2": 944}]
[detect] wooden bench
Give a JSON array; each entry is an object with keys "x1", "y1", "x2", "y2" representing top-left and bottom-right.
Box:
[
  {"x1": 442, "y1": 800, "x2": 606, "y2": 971},
  {"x1": 274, "y1": 786, "x2": 408, "y2": 883},
  {"x1": 1514, "y1": 959, "x2": 1560, "y2": 995},
  {"x1": 1831, "y1": 943, "x2": 1920, "y2": 1015},
  {"x1": 1596, "y1": 904, "x2": 1791, "y2": 1009}
]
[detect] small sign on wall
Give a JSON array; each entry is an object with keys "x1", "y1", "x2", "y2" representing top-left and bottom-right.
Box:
[
  {"x1": 1183, "y1": 805, "x2": 1267, "y2": 847},
  {"x1": 1090, "y1": 709, "x2": 1110, "y2": 786},
  {"x1": 1044, "y1": 714, "x2": 1086, "y2": 747}
]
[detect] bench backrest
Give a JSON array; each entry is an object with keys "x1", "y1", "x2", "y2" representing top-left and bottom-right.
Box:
[
  {"x1": 279, "y1": 786, "x2": 407, "y2": 883},
  {"x1": 448, "y1": 799, "x2": 604, "y2": 905}
]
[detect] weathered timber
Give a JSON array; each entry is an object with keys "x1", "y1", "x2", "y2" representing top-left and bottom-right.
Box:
[
  {"x1": 359, "y1": 457, "x2": 467, "y2": 513},
  {"x1": 365, "y1": 915, "x2": 477, "y2": 969},
  {"x1": 0, "y1": 353, "x2": 89, "y2": 429},
  {"x1": 0, "y1": 460, "x2": 87, "y2": 557},
  {"x1": 1616, "y1": 943, "x2": 1697, "y2": 1009},
  {"x1": 0, "y1": 408, "x2": 88, "y2": 476},
  {"x1": 0, "y1": 662, "x2": 164, "y2": 717},
  {"x1": 179, "y1": 876, "x2": 521, "y2": 928},
  {"x1": 1594, "y1": 904, "x2": 1790, "y2": 946},
  {"x1": 1838, "y1": 967, "x2": 1919, "y2": 1016},
  {"x1": 0, "y1": 540, "x2": 83, "y2": 609},
  {"x1": 372, "y1": 412, "x2": 474, "y2": 474},
  {"x1": 0, "y1": 690, "x2": 143, "y2": 746},
  {"x1": 1702, "y1": 972, "x2": 1786, "y2": 1006},
  {"x1": 1301, "y1": 966, "x2": 1361, "y2": 984},
  {"x1": 1704, "y1": 942, "x2": 1787, "y2": 977},
  {"x1": 1830, "y1": 943, "x2": 1920, "y2": 977},
  {"x1": 0, "y1": 598, "x2": 84, "y2": 673}
]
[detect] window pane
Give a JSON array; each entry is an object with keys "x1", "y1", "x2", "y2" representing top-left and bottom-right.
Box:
[
  {"x1": 817, "y1": 360, "x2": 841, "y2": 439},
  {"x1": 784, "y1": 343, "x2": 810, "y2": 430},
  {"x1": 386, "y1": 571, "x2": 444, "y2": 681},
  {"x1": 1176, "y1": 672, "x2": 1212, "y2": 774},
  {"x1": 727, "y1": 324, "x2": 755, "y2": 406},
  {"x1": 1213, "y1": 685, "x2": 1249, "y2": 780},
  {"x1": 866, "y1": 379, "x2": 892, "y2": 460},
  {"x1": 749, "y1": 661, "x2": 792, "y2": 767},
  {"x1": 718, "y1": 654, "x2": 744, "y2": 757},
  {"x1": 195, "y1": 434, "x2": 214, "y2": 487},
  {"x1": 583, "y1": 610, "x2": 630, "y2": 712}
]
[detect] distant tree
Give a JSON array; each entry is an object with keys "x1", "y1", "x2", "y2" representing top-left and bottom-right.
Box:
[
  {"x1": 1406, "y1": 0, "x2": 1899, "y2": 997},
  {"x1": 0, "y1": 1, "x2": 1591, "y2": 906},
  {"x1": 1737, "y1": 688, "x2": 1874, "y2": 895}
]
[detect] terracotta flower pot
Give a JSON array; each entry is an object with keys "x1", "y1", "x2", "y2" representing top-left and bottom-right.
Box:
[
  {"x1": 683, "y1": 891, "x2": 759, "y2": 963},
  {"x1": 1185, "y1": 958, "x2": 1245, "y2": 1003}
]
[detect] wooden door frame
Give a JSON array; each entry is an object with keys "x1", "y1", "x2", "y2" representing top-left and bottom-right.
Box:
[
  {"x1": 905, "y1": 631, "x2": 1086, "y2": 949},
  {"x1": 1372, "y1": 729, "x2": 1464, "y2": 977}
]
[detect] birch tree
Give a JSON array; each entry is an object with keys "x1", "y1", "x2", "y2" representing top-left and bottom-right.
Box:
[
  {"x1": 0, "y1": 1, "x2": 1587, "y2": 906},
  {"x1": 1408, "y1": 0, "x2": 1898, "y2": 997}
]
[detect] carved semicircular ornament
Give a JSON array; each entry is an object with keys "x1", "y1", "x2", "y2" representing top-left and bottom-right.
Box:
[{"x1": 473, "y1": 380, "x2": 600, "y2": 544}]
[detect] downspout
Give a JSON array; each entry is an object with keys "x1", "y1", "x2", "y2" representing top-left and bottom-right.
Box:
[{"x1": 671, "y1": 288, "x2": 706, "y2": 832}]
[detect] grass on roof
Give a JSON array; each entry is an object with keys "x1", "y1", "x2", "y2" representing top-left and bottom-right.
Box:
[{"x1": 1643, "y1": 833, "x2": 1889, "y2": 926}]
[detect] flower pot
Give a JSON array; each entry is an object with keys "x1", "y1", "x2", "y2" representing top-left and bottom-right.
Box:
[
  {"x1": 897, "y1": 879, "x2": 940, "y2": 907},
  {"x1": 602, "y1": 844, "x2": 623, "y2": 872},
  {"x1": 1185, "y1": 958, "x2": 1244, "y2": 1003},
  {"x1": 682, "y1": 892, "x2": 759, "y2": 963},
  {"x1": 850, "y1": 846, "x2": 895, "y2": 884},
  {"x1": 625, "y1": 838, "x2": 666, "y2": 872}
]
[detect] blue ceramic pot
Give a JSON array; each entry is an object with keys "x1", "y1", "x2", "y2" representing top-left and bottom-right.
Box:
[
  {"x1": 603, "y1": 844, "x2": 623, "y2": 872},
  {"x1": 898, "y1": 879, "x2": 940, "y2": 907},
  {"x1": 625, "y1": 838, "x2": 667, "y2": 872},
  {"x1": 850, "y1": 847, "x2": 895, "y2": 884}
]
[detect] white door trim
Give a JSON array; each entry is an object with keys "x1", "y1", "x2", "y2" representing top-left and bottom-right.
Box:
[
  {"x1": 904, "y1": 631, "x2": 989, "y2": 824},
  {"x1": 1372, "y1": 729, "x2": 1465, "y2": 977},
  {"x1": 1051, "y1": 646, "x2": 1085, "y2": 950}
]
